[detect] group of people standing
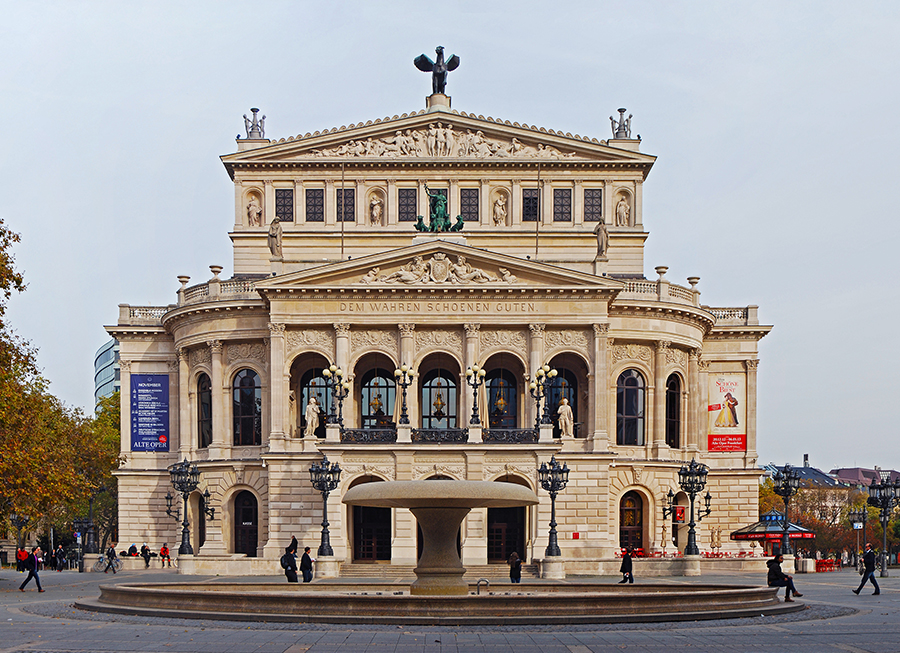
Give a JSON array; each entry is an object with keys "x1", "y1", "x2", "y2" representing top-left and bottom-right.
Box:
[{"x1": 282, "y1": 536, "x2": 314, "y2": 583}]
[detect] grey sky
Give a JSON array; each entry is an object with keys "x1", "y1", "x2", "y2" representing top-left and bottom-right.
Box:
[{"x1": 2, "y1": 2, "x2": 898, "y2": 472}]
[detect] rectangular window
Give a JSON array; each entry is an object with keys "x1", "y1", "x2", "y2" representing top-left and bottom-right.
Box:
[
  {"x1": 584, "y1": 189, "x2": 603, "y2": 222},
  {"x1": 275, "y1": 189, "x2": 294, "y2": 222},
  {"x1": 460, "y1": 188, "x2": 479, "y2": 221},
  {"x1": 522, "y1": 188, "x2": 539, "y2": 221},
  {"x1": 306, "y1": 189, "x2": 324, "y2": 222},
  {"x1": 553, "y1": 188, "x2": 572, "y2": 222},
  {"x1": 398, "y1": 188, "x2": 418, "y2": 222},
  {"x1": 336, "y1": 188, "x2": 355, "y2": 222}
]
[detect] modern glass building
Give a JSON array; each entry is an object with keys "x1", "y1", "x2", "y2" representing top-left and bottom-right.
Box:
[{"x1": 94, "y1": 338, "x2": 120, "y2": 405}]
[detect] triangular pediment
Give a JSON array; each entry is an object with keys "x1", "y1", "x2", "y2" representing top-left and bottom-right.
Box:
[
  {"x1": 222, "y1": 109, "x2": 655, "y2": 171},
  {"x1": 254, "y1": 241, "x2": 625, "y2": 293}
]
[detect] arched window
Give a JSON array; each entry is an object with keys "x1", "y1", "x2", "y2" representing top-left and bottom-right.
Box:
[
  {"x1": 548, "y1": 368, "x2": 578, "y2": 438},
  {"x1": 299, "y1": 368, "x2": 331, "y2": 438},
  {"x1": 420, "y1": 368, "x2": 458, "y2": 429},
  {"x1": 619, "y1": 491, "x2": 643, "y2": 549},
  {"x1": 360, "y1": 368, "x2": 396, "y2": 429},
  {"x1": 197, "y1": 373, "x2": 212, "y2": 449},
  {"x1": 665, "y1": 374, "x2": 681, "y2": 449},
  {"x1": 233, "y1": 369, "x2": 262, "y2": 446},
  {"x1": 616, "y1": 369, "x2": 645, "y2": 446},
  {"x1": 486, "y1": 369, "x2": 518, "y2": 429}
]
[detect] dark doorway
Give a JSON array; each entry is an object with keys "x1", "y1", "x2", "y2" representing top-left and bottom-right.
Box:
[
  {"x1": 487, "y1": 506, "x2": 526, "y2": 563},
  {"x1": 619, "y1": 491, "x2": 643, "y2": 550},
  {"x1": 353, "y1": 506, "x2": 391, "y2": 562},
  {"x1": 234, "y1": 491, "x2": 258, "y2": 557}
]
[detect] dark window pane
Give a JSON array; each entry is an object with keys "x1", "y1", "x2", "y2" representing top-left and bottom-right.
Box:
[
  {"x1": 666, "y1": 374, "x2": 681, "y2": 449},
  {"x1": 584, "y1": 189, "x2": 603, "y2": 222},
  {"x1": 275, "y1": 189, "x2": 294, "y2": 222},
  {"x1": 336, "y1": 188, "x2": 355, "y2": 222},
  {"x1": 522, "y1": 188, "x2": 539, "y2": 222},
  {"x1": 198, "y1": 373, "x2": 212, "y2": 449},
  {"x1": 398, "y1": 188, "x2": 418, "y2": 222},
  {"x1": 553, "y1": 188, "x2": 571, "y2": 222},
  {"x1": 460, "y1": 188, "x2": 479, "y2": 221},
  {"x1": 616, "y1": 369, "x2": 645, "y2": 446},
  {"x1": 233, "y1": 368, "x2": 262, "y2": 446},
  {"x1": 306, "y1": 189, "x2": 324, "y2": 222}
]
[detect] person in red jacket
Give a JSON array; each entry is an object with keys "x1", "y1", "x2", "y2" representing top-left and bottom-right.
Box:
[{"x1": 159, "y1": 544, "x2": 171, "y2": 567}]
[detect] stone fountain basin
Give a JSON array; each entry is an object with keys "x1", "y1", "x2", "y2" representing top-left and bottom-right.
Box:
[{"x1": 77, "y1": 581, "x2": 801, "y2": 625}]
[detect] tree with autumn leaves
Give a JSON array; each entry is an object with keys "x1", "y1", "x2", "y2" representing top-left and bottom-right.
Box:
[{"x1": 0, "y1": 217, "x2": 122, "y2": 547}]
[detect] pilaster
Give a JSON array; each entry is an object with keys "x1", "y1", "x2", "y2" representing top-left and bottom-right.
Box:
[
  {"x1": 208, "y1": 340, "x2": 229, "y2": 459},
  {"x1": 653, "y1": 340, "x2": 670, "y2": 456},
  {"x1": 528, "y1": 323, "x2": 545, "y2": 429},
  {"x1": 591, "y1": 323, "x2": 610, "y2": 450},
  {"x1": 119, "y1": 359, "x2": 131, "y2": 456},
  {"x1": 744, "y1": 359, "x2": 759, "y2": 465},
  {"x1": 268, "y1": 323, "x2": 286, "y2": 452},
  {"x1": 178, "y1": 347, "x2": 190, "y2": 456}
]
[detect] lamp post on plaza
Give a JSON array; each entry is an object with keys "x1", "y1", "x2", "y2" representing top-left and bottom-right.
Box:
[
  {"x1": 866, "y1": 471, "x2": 900, "y2": 577},
  {"x1": 10, "y1": 514, "x2": 30, "y2": 549},
  {"x1": 671, "y1": 459, "x2": 712, "y2": 556},
  {"x1": 309, "y1": 454, "x2": 342, "y2": 557},
  {"x1": 527, "y1": 364, "x2": 557, "y2": 428},
  {"x1": 167, "y1": 459, "x2": 204, "y2": 555},
  {"x1": 464, "y1": 363, "x2": 487, "y2": 425},
  {"x1": 538, "y1": 456, "x2": 569, "y2": 557},
  {"x1": 772, "y1": 463, "x2": 802, "y2": 556},
  {"x1": 321, "y1": 364, "x2": 350, "y2": 427},
  {"x1": 394, "y1": 364, "x2": 414, "y2": 425},
  {"x1": 848, "y1": 506, "x2": 868, "y2": 564}
]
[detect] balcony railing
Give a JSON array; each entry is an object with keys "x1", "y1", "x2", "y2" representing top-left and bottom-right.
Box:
[
  {"x1": 341, "y1": 428, "x2": 398, "y2": 444},
  {"x1": 483, "y1": 428, "x2": 538, "y2": 444},
  {"x1": 411, "y1": 428, "x2": 469, "y2": 444}
]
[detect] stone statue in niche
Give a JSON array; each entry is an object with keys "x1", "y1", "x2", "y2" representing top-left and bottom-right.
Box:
[
  {"x1": 493, "y1": 193, "x2": 508, "y2": 226},
  {"x1": 268, "y1": 218, "x2": 283, "y2": 257},
  {"x1": 289, "y1": 390, "x2": 297, "y2": 437},
  {"x1": 615, "y1": 196, "x2": 631, "y2": 227},
  {"x1": 304, "y1": 396, "x2": 321, "y2": 439},
  {"x1": 557, "y1": 397, "x2": 574, "y2": 438},
  {"x1": 594, "y1": 219, "x2": 608, "y2": 258},
  {"x1": 247, "y1": 197, "x2": 263, "y2": 227},
  {"x1": 369, "y1": 195, "x2": 384, "y2": 225}
]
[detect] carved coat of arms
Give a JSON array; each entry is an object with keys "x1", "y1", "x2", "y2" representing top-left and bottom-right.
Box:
[{"x1": 428, "y1": 253, "x2": 451, "y2": 283}]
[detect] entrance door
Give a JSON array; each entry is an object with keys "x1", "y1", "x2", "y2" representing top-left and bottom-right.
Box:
[
  {"x1": 487, "y1": 507, "x2": 525, "y2": 563},
  {"x1": 234, "y1": 491, "x2": 258, "y2": 557},
  {"x1": 353, "y1": 506, "x2": 391, "y2": 562},
  {"x1": 619, "y1": 491, "x2": 643, "y2": 550}
]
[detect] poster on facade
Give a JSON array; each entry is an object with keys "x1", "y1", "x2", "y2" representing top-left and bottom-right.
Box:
[
  {"x1": 707, "y1": 374, "x2": 746, "y2": 451},
  {"x1": 130, "y1": 374, "x2": 170, "y2": 452}
]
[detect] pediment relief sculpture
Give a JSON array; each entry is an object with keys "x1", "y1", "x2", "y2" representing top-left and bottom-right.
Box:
[
  {"x1": 359, "y1": 253, "x2": 518, "y2": 285},
  {"x1": 310, "y1": 125, "x2": 578, "y2": 159}
]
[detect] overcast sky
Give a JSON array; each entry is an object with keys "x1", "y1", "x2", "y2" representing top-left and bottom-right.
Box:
[{"x1": 2, "y1": 1, "x2": 898, "y2": 472}]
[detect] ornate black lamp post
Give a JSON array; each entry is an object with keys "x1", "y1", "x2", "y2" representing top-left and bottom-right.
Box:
[
  {"x1": 394, "y1": 364, "x2": 414, "y2": 425},
  {"x1": 309, "y1": 454, "x2": 342, "y2": 557},
  {"x1": 671, "y1": 459, "x2": 712, "y2": 556},
  {"x1": 772, "y1": 463, "x2": 802, "y2": 556},
  {"x1": 167, "y1": 459, "x2": 202, "y2": 555},
  {"x1": 465, "y1": 363, "x2": 487, "y2": 425},
  {"x1": 322, "y1": 364, "x2": 350, "y2": 427},
  {"x1": 527, "y1": 364, "x2": 557, "y2": 428},
  {"x1": 10, "y1": 514, "x2": 29, "y2": 549},
  {"x1": 867, "y1": 471, "x2": 900, "y2": 577},
  {"x1": 538, "y1": 456, "x2": 569, "y2": 557}
]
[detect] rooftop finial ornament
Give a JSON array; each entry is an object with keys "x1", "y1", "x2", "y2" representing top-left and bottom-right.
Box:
[
  {"x1": 610, "y1": 108, "x2": 632, "y2": 139},
  {"x1": 414, "y1": 46, "x2": 460, "y2": 95},
  {"x1": 243, "y1": 108, "x2": 266, "y2": 139}
]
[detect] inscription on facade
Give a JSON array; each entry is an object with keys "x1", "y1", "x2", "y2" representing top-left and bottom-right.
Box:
[{"x1": 339, "y1": 300, "x2": 537, "y2": 314}]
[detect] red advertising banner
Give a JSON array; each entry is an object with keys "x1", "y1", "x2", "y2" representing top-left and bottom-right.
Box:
[{"x1": 708, "y1": 433, "x2": 747, "y2": 452}]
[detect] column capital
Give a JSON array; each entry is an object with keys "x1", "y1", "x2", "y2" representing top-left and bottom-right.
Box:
[
  {"x1": 688, "y1": 347, "x2": 701, "y2": 361},
  {"x1": 268, "y1": 322, "x2": 286, "y2": 336},
  {"x1": 207, "y1": 339, "x2": 224, "y2": 353},
  {"x1": 655, "y1": 340, "x2": 671, "y2": 353},
  {"x1": 529, "y1": 323, "x2": 545, "y2": 336},
  {"x1": 119, "y1": 359, "x2": 132, "y2": 372},
  {"x1": 744, "y1": 359, "x2": 760, "y2": 371},
  {"x1": 398, "y1": 323, "x2": 416, "y2": 337},
  {"x1": 464, "y1": 323, "x2": 480, "y2": 337},
  {"x1": 593, "y1": 323, "x2": 610, "y2": 336},
  {"x1": 176, "y1": 347, "x2": 188, "y2": 362},
  {"x1": 333, "y1": 323, "x2": 350, "y2": 337}
]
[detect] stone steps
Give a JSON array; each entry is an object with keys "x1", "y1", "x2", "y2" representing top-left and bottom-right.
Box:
[{"x1": 338, "y1": 563, "x2": 540, "y2": 579}]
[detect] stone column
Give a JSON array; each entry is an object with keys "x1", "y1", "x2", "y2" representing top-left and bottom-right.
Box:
[
  {"x1": 178, "y1": 347, "x2": 191, "y2": 457},
  {"x1": 744, "y1": 359, "x2": 759, "y2": 465},
  {"x1": 687, "y1": 348, "x2": 701, "y2": 453},
  {"x1": 354, "y1": 178, "x2": 364, "y2": 224},
  {"x1": 653, "y1": 341, "x2": 670, "y2": 455},
  {"x1": 398, "y1": 324, "x2": 416, "y2": 428},
  {"x1": 333, "y1": 323, "x2": 350, "y2": 371},
  {"x1": 698, "y1": 355, "x2": 709, "y2": 452},
  {"x1": 294, "y1": 180, "x2": 304, "y2": 224},
  {"x1": 268, "y1": 323, "x2": 286, "y2": 452},
  {"x1": 573, "y1": 179, "x2": 584, "y2": 225},
  {"x1": 264, "y1": 179, "x2": 275, "y2": 227},
  {"x1": 325, "y1": 180, "x2": 336, "y2": 227},
  {"x1": 592, "y1": 324, "x2": 610, "y2": 450},
  {"x1": 449, "y1": 179, "x2": 459, "y2": 218},
  {"x1": 541, "y1": 180, "x2": 552, "y2": 226},
  {"x1": 417, "y1": 180, "x2": 427, "y2": 219},
  {"x1": 511, "y1": 179, "x2": 521, "y2": 226},
  {"x1": 604, "y1": 180, "x2": 615, "y2": 227},
  {"x1": 386, "y1": 178, "x2": 397, "y2": 225},
  {"x1": 479, "y1": 180, "x2": 489, "y2": 225},
  {"x1": 528, "y1": 324, "x2": 545, "y2": 429},
  {"x1": 463, "y1": 323, "x2": 480, "y2": 425},
  {"x1": 234, "y1": 181, "x2": 244, "y2": 229},
  {"x1": 119, "y1": 359, "x2": 132, "y2": 456},
  {"x1": 634, "y1": 181, "x2": 643, "y2": 229},
  {"x1": 208, "y1": 340, "x2": 229, "y2": 459}
]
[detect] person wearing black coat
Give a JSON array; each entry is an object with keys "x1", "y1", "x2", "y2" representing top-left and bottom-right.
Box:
[
  {"x1": 299, "y1": 547, "x2": 314, "y2": 583},
  {"x1": 853, "y1": 542, "x2": 881, "y2": 595},
  {"x1": 507, "y1": 552, "x2": 522, "y2": 583},
  {"x1": 767, "y1": 554, "x2": 802, "y2": 601},
  {"x1": 618, "y1": 547, "x2": 634, "y2": 583},
  {"x1": 282, "y1": 546, "x2": 298, "y2": 583},
  {"x1": 18, "y1": 547, "x2": 44, "y2": 592}
]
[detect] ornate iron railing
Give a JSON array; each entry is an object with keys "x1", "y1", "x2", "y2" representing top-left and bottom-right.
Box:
[
  {"x1": 483, "y1": 428, "x2": 538, "y2": 444},
  {"x1": 411, "y1": 428, "x2": 469, "y2": 443},
  {"x1": 340, "y1": 428, "x2": 398, "y2": 444}
]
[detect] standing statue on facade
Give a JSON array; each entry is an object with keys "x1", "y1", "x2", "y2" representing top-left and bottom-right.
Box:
[
  {"x1": 414, "y1": 46, "x2": 460, "y2": 95},
  {"x1": 247, "y1": 197, "x2": 263, "y2": 226},
  {"x1": 369, "y1": 195, "x2": 384, "y2": 225},
  {"x1": 610, "y1": 108, "x2": 632, "y2": 139},
  {"x1": 557, "y1": 397, "x2": 574, "y2": 438},
  {"x1": 268, "y1": 218, "x2": 283, "y2": 257},
  {"x1": 493, "y1": 193, "x2": 508, "y2": 226},
  {"x1": 304, "y1": 396, "x2": 321, "y2": 439},
  {"x1": 414, "y1": 183, "x2": 465, "y2": 233},
  {"x1": 615, "y1": 197, "x2": 631, "y2": 227},
  {"x1": 593, "y1": 219, "x2": 608, "y2": 258},
  {"x1": 243, "y1": 107, "x2": 266, "y2": 139}
]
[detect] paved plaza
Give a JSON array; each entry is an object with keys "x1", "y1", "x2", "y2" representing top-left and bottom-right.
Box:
[{"x1": 1, "y1": 566, "x2": 897, "y2": 652}]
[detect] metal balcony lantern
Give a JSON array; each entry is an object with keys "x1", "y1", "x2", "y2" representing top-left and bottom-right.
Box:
[
  {"x1": 168, "y1": 459, "x2": 202, "y2": 555},
  {"x1": 394, "y1": 364, "x2": 414, "y2": 425},
  {"x1": 772, "y1": 463, "x2": 802, "y2": 556},
  {"x1": 322, "y1": 364, "x2": 350, "y2": 427},
  {"x1": 309, "y1": 454, "x2": 342, "y2": 556},
  {"x1": 528, "y1": 364, "x2": 558, "y2": 428},
  {"x1": 538, "y1": 456, "x2": 570, "y2": 557},
  {"x1": 465, "y1": 364, "x2": 487, "y2": 425},
  {"x1": 867, "y1": 471, "x2": 900, "y2": 577},
  {"x1": 675, "y1": 458, "x2": 712, "y2": 556}
]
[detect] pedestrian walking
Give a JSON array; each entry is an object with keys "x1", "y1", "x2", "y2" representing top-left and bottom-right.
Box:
[
  {"x1": 508, "y1": 551, "x2": 522, "y2": 583},
  {"x1": 853, "y1": 543, "x2": 881, "y2": 595},
  {"x1": 54, "y1": 545, "x2": 66, "y2": 571},
  {"x1": 104, "y1": 543, "x2": 118, "y2": 574},
  {"x1": 619, "y1": 546, "x2": 634, "y2": 583},
  {"x1": 281, "y1": 546, "x2": 298, "y2": 583},
  {"x1": 299, "y1": 547, "x2": 314, "y2": 583},
  {"x1": 18, "y1": 546, "x2": 44, "y2": 592},
  {"x1": 159, "y1": 543, "x2": 171, "y2": 567},
  {"x1": 767, "y1": 553, "x2": 803, "y2": 602}
]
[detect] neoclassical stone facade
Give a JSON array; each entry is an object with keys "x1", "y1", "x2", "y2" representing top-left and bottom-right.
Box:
[{"x1": 109, "y1": 93, "x2": 770, "y2": 575}]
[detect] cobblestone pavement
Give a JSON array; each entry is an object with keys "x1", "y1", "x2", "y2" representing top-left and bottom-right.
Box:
[{"x1": 1, "y1": 566, "x2": 897, "y2": 652}]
